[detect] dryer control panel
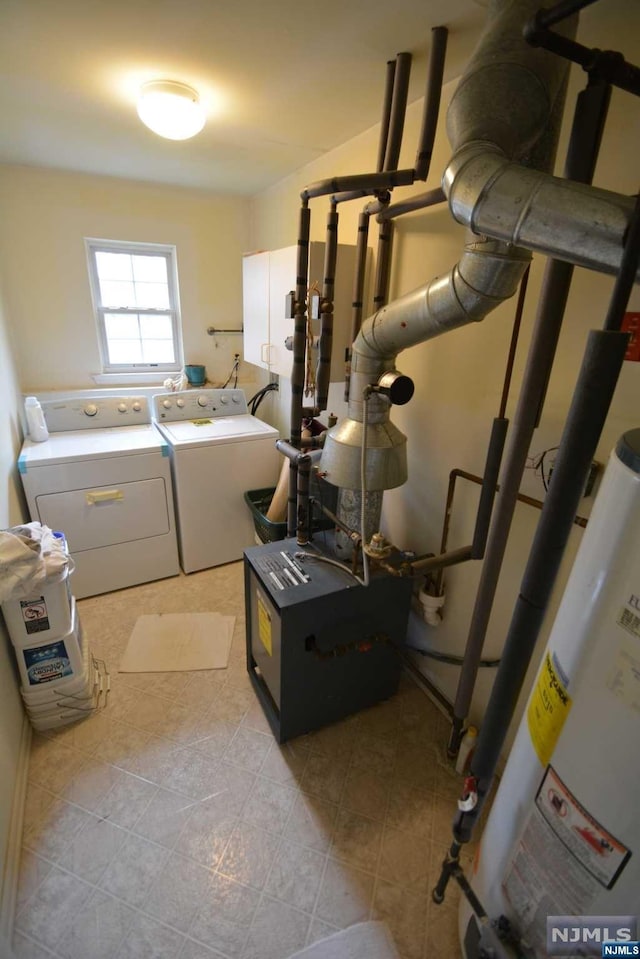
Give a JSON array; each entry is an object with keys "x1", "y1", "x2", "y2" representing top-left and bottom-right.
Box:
[
  {"x1": 40, "y1": 396, "x2": 150, "y2": 431},
  {"x1": 152, "y1": 389, "x2": 248, "y2": 421}
]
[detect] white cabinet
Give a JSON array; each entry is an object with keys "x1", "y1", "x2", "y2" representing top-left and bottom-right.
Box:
[
  {"x1": 242, "y1": 250, "x2": 270, "y2": 370},
  {"x1": 243, "y1": 241, "x2": 357, "y2": 380}
]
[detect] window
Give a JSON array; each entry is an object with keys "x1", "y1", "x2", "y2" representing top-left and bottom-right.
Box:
[{"x1": 86, "y1": 239, "x2": 183, "y2": 373}]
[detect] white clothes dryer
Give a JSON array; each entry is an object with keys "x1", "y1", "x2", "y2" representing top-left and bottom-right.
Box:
[
  {"x1": 19, "y1": 395, "x2": 180, "y2": 598},
  {"x1": 152, "y1": 389, "x2": 279, "y2": 573}
]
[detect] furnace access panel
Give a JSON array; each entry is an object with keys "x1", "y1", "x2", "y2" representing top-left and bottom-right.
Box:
[{"x1": 244, "y1": 538, "x2": 412, "y2": 742}]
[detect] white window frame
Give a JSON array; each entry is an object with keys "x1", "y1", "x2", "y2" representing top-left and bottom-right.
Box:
[{"x1": 85, "y1": 238, "x2": 184, "y2": 374}]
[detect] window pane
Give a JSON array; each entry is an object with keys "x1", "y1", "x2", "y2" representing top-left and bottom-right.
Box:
[
  {"x1": 134, "y1": 282, "x2": 170, "y2": 309},
  {"x1": 104, "y1": 313, "x2": 140, "y2": 340},
  {"x1": 132, "y1": 255, "x2": 167, "y2": 284},
  {"x1": 139, "y1": 314, "x2": 173, "y2": 339},
  {"x1": 99, "y1": 280, "x2": 136, "y2": 307},
  {"x1": 141, "y1": 339, "x2": 175, "y2": 363},
  {"x1": 95, "y1": 252, "x2": 133, "y2": 282},
  {"x1": 108, "y1": 339, "x2": 143, "y2": 364}
]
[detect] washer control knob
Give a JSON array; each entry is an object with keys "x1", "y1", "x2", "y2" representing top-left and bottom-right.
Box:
[
  {"x1": 231, "y1": 394, "x2": 241, "y2": 404},
  {"x1": 162, "y1": 399, "x2": 172, "y2": 409},
  {"x1": 197, "y1": 395, "x2": 209, "y2": 407},
  {"x1": 84, "y1": 403, "x2": 98, "y2": 417},
  {"x1": 132, "y1": 401, "x2": 142, "y2": 412},
  {"x1": 220, "y1": 395, "x2": 229, "y2": 404},
  {"x1": 117, "y1": 403, "x2": 128, "y2": 413},
  {"x1": 176, "y1": 398, "x2": 185, "y2": 408}
]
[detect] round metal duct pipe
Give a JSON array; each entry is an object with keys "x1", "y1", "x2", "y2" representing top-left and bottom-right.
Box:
[{"x1": 320, "y1": 418, "x2": 407, "y2": 491}]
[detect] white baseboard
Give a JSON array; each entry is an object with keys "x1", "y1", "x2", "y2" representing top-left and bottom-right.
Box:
[{"x1": 0, "y1": 716, "x2": 31, "y2": 942}]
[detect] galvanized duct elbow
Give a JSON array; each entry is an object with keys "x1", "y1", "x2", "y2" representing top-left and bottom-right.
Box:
[
  {"x1": 321, "y1": 0, "x2": 636, "y2": 493},
  {"x1": 443, "y1": 0, "x2": 637, "y2": 277},
  {"x1": 322, "y1": 0, "x2": 570, "y2": 491}
]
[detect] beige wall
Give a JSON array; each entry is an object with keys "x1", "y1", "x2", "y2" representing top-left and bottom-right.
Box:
[
  {"x1": 0, "y1": 278, "x2": 29, "y2": 909},
  {"x1": 0, "y1": 167, "x2": 253, "y2": 393},
  {"x1": 249, "y1": 4, "x2": 640, "y2": 726}
]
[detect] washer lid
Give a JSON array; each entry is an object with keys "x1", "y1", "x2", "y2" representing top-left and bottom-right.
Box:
[
  {"x1": 156, "y1": 414, "x2": 279, "y2": 448},
  {"x1": 19, "y1": 424, "x2": 168, "y2": 469}
]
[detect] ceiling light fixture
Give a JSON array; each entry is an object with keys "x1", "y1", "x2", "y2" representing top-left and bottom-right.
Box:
[{"x1": 137, "y1": 80, "x2": 206, "y2": 141}]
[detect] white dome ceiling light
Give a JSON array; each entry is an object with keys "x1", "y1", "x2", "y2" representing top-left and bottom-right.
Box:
[{"x1": 137, "y1": 80, "x2": 206, "y2": 140}]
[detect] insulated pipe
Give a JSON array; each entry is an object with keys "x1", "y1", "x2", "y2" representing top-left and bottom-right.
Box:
[
  {"x1": 470, "y1": 417, "x2": 509, "y2": 560},
  {"x1": 532, "y1": 0, "x2": 597, "y2": 27},
  {"x1": 377, "y1": 187, "x2": 446, "y2": 221},
  {"x1": 315, "y1": 207, "x2": 338, "y2": 413},
  {"x1": 362, "y1": 197, "x2": 389, "y2": 217},
  {"x1": 276, "y1": 439, "x2": 323, "y2": 545},
  {"x1": 450, "y1": 76, "x2": 613, "y2": 752},
  {"x1": 384, "y1": 52, "x2": 412, "y2": 172},
  {"x1": 297, "y1": 456, "x2": 312, "y2": 546},
  {"x1": 331, "y1": 189, "x2": 377, "y2": 205},
  {"x1": 498, "y1": 265, "x2": 529, "y2": 420},
  {"x1": 372, "y1": 219, "x2": 394, "y2": 313},
  {"x1": 411, "y1": 545, "x2": 473, "y2": 574},
  {"x1": 414, "y1": 27, "x2": 449, "y2": 180},
  {"x1": 377, "y1": 59, "x2": 397, "y2": 173},
  {"x1": 351, "y1": 212, "x2": 371, "y2": 345},
  {"x1": 302, "y1": 169, "x2": 415, "y2": 201},
  {"x1": 288, "y1": 203, "x2": 311, "y2": 537}
]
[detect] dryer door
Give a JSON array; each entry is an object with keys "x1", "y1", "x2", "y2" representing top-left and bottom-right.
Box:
[{"x1": 35, "y1": 478, "x2": 171, "y2": 551}]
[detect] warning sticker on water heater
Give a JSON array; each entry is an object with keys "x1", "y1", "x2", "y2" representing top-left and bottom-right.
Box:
[
  {"x1": 527, "y1": 651, "x2": 572, "y2": 766},
  {"x1": 503, "y1": 767, "x2": 631, "y2": 955},
  {"x1": 257, "y1": 592, "x2": 272, "y2": 657},
  {"x1": 536, "y1": 766, "x2": 630, "y2": 889}
]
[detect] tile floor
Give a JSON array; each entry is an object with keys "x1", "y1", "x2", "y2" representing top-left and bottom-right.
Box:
[{"x1": 12, "y1": 561, "x2": 477, "y2": 959}]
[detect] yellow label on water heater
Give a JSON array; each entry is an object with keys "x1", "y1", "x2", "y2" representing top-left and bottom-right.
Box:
[
  {"x1": 527, "y1": 651, "x2": 572, "y2": 766},
  {"x1": 257, "y1": 593, "x2": 272, "y2": 657}
]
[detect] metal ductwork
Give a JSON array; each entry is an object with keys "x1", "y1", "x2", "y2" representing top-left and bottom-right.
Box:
[{"x1": 321, "y1": 0, "x2": 638, "y2": 494}]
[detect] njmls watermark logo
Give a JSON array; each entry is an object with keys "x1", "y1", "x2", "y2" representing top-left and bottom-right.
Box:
[{"x1": 547, "y1": 917, "x2": 638, "y2": 957}]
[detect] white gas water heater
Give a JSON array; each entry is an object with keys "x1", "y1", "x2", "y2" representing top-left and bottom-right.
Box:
[{"x1": 461, "y1": 428, "x2": 640, "y2": 957}]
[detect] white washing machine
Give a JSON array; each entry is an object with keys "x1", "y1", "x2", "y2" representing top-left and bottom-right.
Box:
[
  {"x1": 152, "y1": 389, "x2": 279, "y2": 573},
  {"x1": 19, "y1": 395, "x2": 180, "y2": 598}
]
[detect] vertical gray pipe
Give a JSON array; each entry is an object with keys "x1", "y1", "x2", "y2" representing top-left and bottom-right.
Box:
[
  {"x1": 316, "y1": 207, "x2": 338, "y2": 412},
  {"x1": 345, "y1": 211, "x2": 372, "y2": 401},
  {"x1": 449, "y1": 78, "x2": 613, "y2": 752},
  {"x1": 351, "y1": 212, "x2": 371, "y2": 344},
  {"x1": 296, "y1": 455, "x2": 312, "y2": 546},
  {"x1": 373, "y1": 219, "x2": 393, "y2": 312},
  {"x1": 384, "y1": 52, "x2": 412, "y2": 172},
  {"x1": 470, "y1": 268, "x2": 530, "y2": 559},
  {"x1": 288, "y1": 203, "x2": 311, "y2": 537},
  {"x1": 377, "y1": 60, "x2": 397, "y2": 174},
  {"x1": 414, "y1": 26, "x2": 448, "y2": 180},
  {"x1": 470, "y1": 417, "x2": 509, "y2": 560}
]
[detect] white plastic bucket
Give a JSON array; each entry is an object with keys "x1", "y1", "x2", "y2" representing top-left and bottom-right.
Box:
[
  {"x1": 20, "y1": 617, "x2": 92, "y2": 704},
  {"x1": 29, "y1": 697, "x2": 99, "y2": 731},
  {"x1": 15, "y1": 599, "x2": 83, "y2": 691},
  {"x1": 2, "y1": 566, "x2": 72, "y2": 647}
]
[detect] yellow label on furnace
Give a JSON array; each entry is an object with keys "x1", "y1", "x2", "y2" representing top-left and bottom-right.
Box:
[
  {"x1": 257, "y1": 593, "x2": 272, "y2": 657},
  {"x1": 527, "y1": 651, "x2": 572, "y2": 766}
]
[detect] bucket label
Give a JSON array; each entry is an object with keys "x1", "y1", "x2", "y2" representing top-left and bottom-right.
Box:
[
  {"x1": 24, "y1": 639, "x2": 73, "y2": 685},
  {"x1": 527, "y1": 651, "x2": 572, "y2": 766},
  {"x1": 19, "y1": 597, "x2": 50, "y2": 634}
]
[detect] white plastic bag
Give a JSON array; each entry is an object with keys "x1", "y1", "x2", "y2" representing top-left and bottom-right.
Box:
[{"x1": 0, "y1": 522, "x2": 70, "y2": 603}]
